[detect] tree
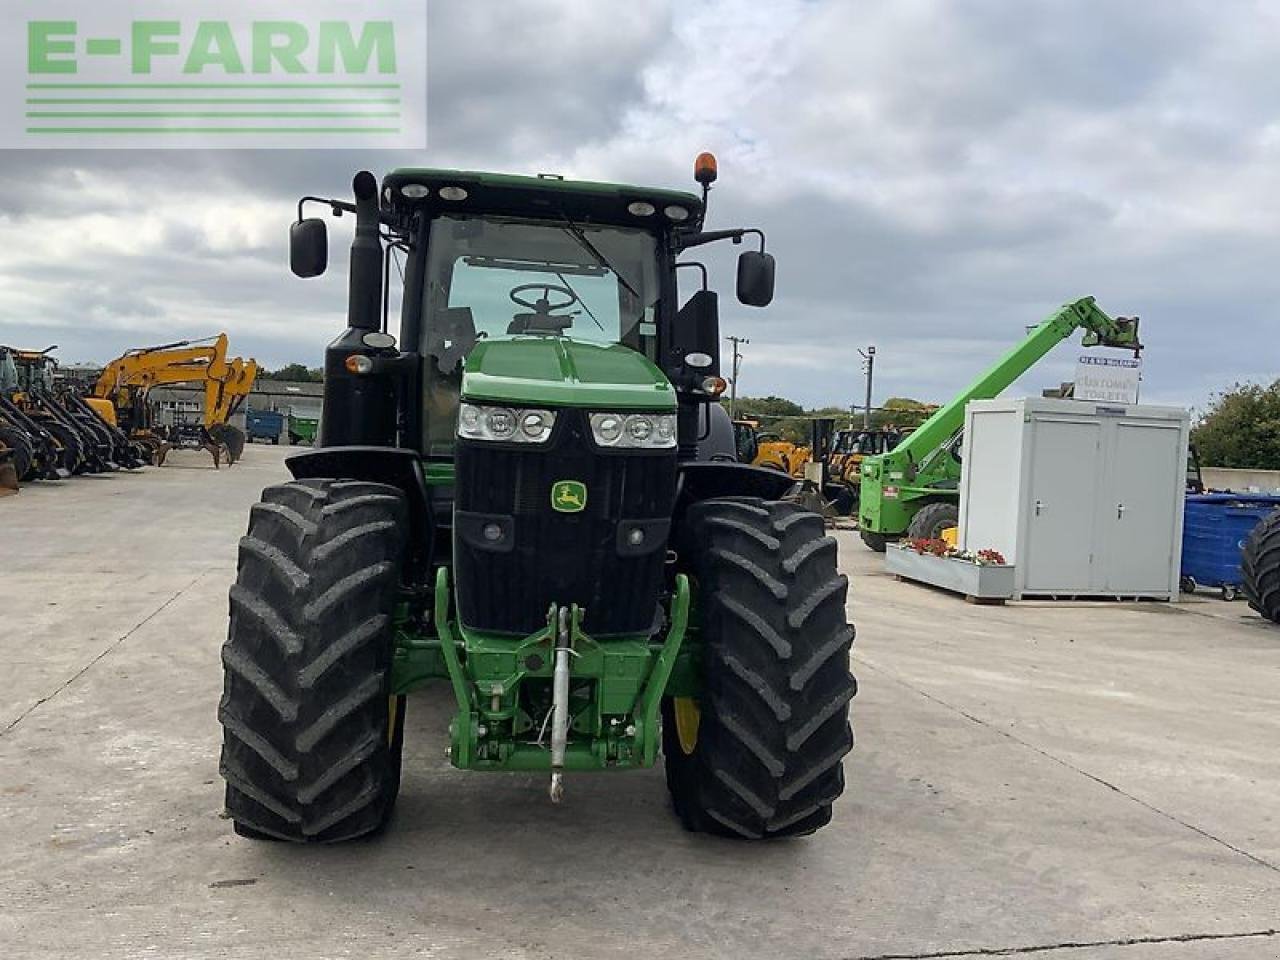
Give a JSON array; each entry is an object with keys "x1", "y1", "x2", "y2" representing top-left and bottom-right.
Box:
[
  {"x1": 873, "y1": 397, "x2": 937, "y2": 430},
  {"x1": 733, "y1": 395, "x2": 933, "y2": 444},
  {"x1": 1192, "y1": 381, "x2": 1280, "y2": 469},
  {"x1": 734, "y1": 396, "x2": 806, "y2": 443},
  {"x1": 260, "y1": 364, "x2": 324, "y2": 383},
  {"x1": 735, "y1": 395, "x2": 804, "y2": 419}
]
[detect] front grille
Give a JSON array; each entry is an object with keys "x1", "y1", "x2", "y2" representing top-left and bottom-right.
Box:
[{"x1": 454, "y1": 409, "x2": 676, "y2": 636}]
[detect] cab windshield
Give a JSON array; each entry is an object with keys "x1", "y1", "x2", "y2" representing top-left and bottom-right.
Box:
[{"x1": 420, "y1": 215, "x2": 661, "y2": 454}]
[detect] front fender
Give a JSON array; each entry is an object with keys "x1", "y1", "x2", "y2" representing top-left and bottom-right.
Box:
[
  {"x1": 675, "y1": 461, "x2": 797, "y2": 514},
  {"x1": 287, "y1": 446, "x2": 434, "y2": 574}
]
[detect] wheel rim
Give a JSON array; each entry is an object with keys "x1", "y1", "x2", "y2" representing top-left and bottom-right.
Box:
[{"x1": 673, "y1": 697, "x2": 700, "y2": 755}]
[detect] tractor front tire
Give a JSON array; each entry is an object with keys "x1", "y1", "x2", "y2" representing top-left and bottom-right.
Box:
[
  {"x1": 1242, "y1": 509, "x2": 1280, "y2": 624},
  {"x1": 219, "y1": 478, "x2": 408, "y2": 842},
  {"x1": 906, "y1": 501, "x2": 960, "y2": 541},
  {"x1": 664, "y1": 498, "x2": 856, "y2": 839}
]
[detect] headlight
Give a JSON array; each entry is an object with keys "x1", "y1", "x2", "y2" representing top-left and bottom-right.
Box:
[
  {"x1": 594, "y1": 413, "x2": 624, "y2": 443},
  {"x1": 590, "y1": 412, "x2": 676, "y2": 449},
  {"x1": 458, "y1": 403, "x2": 556, "y2": 443},
  {"x1": 520, "y1": 410, "x2": 553, "y2": 440}
]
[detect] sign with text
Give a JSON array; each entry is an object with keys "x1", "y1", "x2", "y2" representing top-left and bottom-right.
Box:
[
  {"x1": 3, "y1": 1, "x2": 426, "y2": 148},
  {"x1": 1075, "y1": 355, "x2": 1141, "y2": 404}
]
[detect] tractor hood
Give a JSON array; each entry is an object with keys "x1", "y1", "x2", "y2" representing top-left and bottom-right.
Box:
[{"x1": 460, "y1": 336, "x2": 676, "y2": 410}]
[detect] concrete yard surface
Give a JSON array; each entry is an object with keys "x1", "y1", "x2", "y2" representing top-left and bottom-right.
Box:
[{"x1": 1, "y1": 444, "x2": 1278, "y2": 959}]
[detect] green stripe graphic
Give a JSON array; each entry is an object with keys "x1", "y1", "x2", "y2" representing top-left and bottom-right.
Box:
[
  {"x1": 27, "y1": 127, "x2": 403, "y2": 134},
  {"x1": 27, "y1": 112, "x2": 401, "y2": 118},
  {"x1": 28, "y1": 98, "x2": 402, "y2": 104},
  {"x1": 27, "y1": 83, "x2": 401, "y2": 89}
]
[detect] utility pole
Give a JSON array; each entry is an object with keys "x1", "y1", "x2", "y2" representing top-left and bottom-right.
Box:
[
  {"x1": 858, "y1": 345, "x2": 876, "y2": 429},
  {"x1": 726, "y1": 336, "x2": 749, "y2": 420}
]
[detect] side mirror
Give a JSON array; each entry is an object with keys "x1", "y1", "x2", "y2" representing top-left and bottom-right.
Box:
[
  {"x1": 290, "y1": 218, "x2": 328, "y2": 278},
  {"x1": 736, "y1": 250, "x2": 775, "y2": 307}
]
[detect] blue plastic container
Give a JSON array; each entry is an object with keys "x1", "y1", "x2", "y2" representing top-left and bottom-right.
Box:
[
  {"x1": 245, "y1": 408, "x2": 285, "y2": 444},
  {"x1": 1180, "y1": 494, "x2": 1280, "y2": 598}
]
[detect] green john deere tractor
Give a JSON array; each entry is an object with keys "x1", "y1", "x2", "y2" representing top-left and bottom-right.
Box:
[{"x1": 218, "y1": 155, "x2": 856, "y2": 842}]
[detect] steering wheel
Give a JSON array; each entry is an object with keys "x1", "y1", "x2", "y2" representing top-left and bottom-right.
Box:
[
  {"x1": 507, "y1": 283, "x2": 579, "y2": 335},
  {"x1": 509, "y1": 283, "x2": 578, "y2": 313}
]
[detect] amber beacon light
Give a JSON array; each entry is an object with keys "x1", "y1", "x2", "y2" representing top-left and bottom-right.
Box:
[{"x1": 694, "y1": 152, "x2": 718, "y2": 186}]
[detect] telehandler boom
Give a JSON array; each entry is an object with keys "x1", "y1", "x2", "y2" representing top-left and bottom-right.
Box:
[{"x1": 858, "y1": 297, "x2": 1142, "y2": 550}]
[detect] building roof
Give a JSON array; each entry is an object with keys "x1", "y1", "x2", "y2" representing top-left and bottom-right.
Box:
[
  {"x1": 251, "y1": 379, "x2": 325, "y2": 398},
  {"x1": 147, "y1": 379, "x2": 323, "y2": 398}
]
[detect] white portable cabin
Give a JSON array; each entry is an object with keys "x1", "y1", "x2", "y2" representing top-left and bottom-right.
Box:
[{"x1": 958, "y1": 398, "x2": 1189, "y2": 600}]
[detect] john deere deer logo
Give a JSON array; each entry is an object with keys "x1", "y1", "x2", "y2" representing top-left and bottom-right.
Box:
[{"x1": 551, "y1": 480, "x2": 587, "y2": 513}]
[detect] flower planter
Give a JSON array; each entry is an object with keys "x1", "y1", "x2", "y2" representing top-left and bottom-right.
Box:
[{"x1": 885, "y1": 545, "x2": 1015, "y2": 603}]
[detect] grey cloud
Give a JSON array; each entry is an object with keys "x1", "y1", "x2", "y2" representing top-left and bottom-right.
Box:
[{"x1": 1, "y1": 0, "x2": 1277, "y2": 411}]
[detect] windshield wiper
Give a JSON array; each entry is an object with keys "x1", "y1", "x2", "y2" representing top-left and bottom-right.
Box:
[
  {"x1": 559, "y1": 214, "x2": 641, "y2": 302},
  {"x1": 554, "y1": 271, "x2": 605, "y2": 332}
]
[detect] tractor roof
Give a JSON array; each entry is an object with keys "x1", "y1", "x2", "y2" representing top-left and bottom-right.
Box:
[{"x1": 382, "y1": 167, "x2": 705, "y2": 232}]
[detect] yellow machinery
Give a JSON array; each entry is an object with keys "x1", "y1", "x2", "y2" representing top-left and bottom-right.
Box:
[
  {"x1": 732, "y1": 418, "x2": 811, "y2": 476},
  {"x1": 90, "y1": 335, "x2": 258, "y2": 467},
  {"x1": 0, "y1": 438, "x2": 16, "y2": 494},
  {"x1": 831, "y1": 426, "x2": 918, "y2": 485}
]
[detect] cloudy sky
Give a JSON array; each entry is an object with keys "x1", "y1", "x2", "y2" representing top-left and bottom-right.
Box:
[{"x1": 2, "y1": 0, "x2": 1278, "y2": 412}]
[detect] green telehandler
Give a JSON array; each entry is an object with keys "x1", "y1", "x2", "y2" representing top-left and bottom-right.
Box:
[
  {"x1": 858, "y1": 297, "x2": 1143, "y2": 551},
  {"x1": 218, "y1": 155, "x2": 856, "y2": 842}
]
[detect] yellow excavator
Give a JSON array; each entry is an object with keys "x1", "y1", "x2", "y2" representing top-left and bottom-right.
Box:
[{"x1": 89, "y1": 335, "x2": 257, "y2": 468}]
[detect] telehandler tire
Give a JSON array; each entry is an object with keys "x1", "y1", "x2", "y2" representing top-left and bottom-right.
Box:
[
  {"x1": 1242, "y1": 508, "x2": 1280, "y2": 624},
  {"x1": 859, "y1": 529, "x2": 889, "y2": 552},
  {"x1": 664, "y1": 498, "x2": 855, "y2": 839},
  {"x1": 906, "y1": 501, "x2": 960, "y2": 541},
  {"x1": 219, "y1": 478, "x2": 408, "y2": 842}
]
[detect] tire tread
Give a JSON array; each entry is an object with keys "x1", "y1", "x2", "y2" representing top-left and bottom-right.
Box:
[
  {"x1": 663, "y1": 497, "x2": 855, "y2": 839},
  {"x1": 1242, "y1": 510, "x2": 1280, "y2": 624},
  {"x1": 219, "y1": 478, "x2": 407, "y2": 843}
]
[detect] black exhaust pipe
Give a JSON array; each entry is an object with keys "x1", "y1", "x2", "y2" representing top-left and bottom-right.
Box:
[
  {"x1": 319, "y1": 171, "x2": 396, "y2": 447},
  {"x1": 347, "y1": 170, "x2": 383, "y2": 333}
]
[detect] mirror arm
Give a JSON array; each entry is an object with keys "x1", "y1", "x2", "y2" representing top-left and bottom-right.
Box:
[
  {"x1": 298, "y1": 196, "x2": 357, "y2": 222},
  {"x1": 677, "y1": 229, "x2": 741, "y2": 251},
  {"x1": 675, "y1": 261, "x2": 709, "y2": 292},
  {"x1": 676, "y1": 227, "x2": 767, "y2": 253}
]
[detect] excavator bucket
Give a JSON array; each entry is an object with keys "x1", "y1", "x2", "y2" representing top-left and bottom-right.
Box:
[
  {"x1": 210, "y1": 423, "x2": 247, "y2": 464},
  {"x1": 146, "y1": 436, "x2": 172, "y2": 467}
]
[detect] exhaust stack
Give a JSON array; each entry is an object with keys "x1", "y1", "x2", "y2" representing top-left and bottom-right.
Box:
[
  {"x1": 347, "y1": 171, "x2": 383, "y2": 333},
  {"x1": 318, "y1": 172, "x2": 396, "y2": 447}
]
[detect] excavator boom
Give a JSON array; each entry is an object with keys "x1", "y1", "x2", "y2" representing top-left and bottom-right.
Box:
[
  {"x1": 92, "y1": 334, "x2": 231, "y2": 398},
  {"x1": 91, "y1": 333, "x2": 255, "y2": 468}
]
